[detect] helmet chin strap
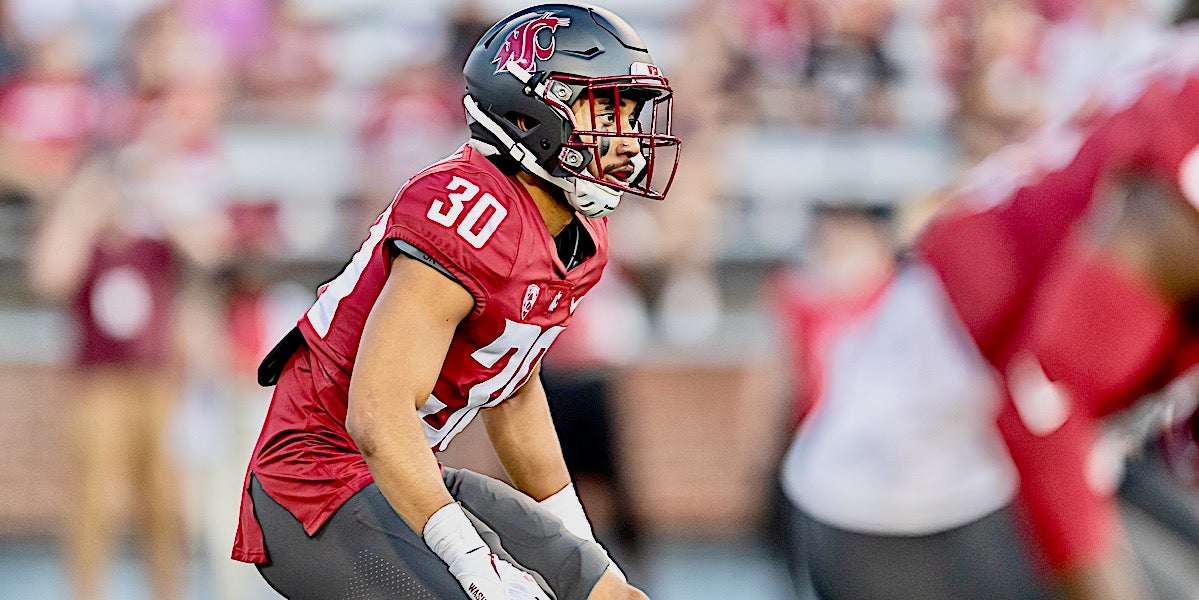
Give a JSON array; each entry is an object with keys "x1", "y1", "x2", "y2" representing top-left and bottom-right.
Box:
[{"x1": 464, "y1": 91, "x2": 623, "y2": 219}]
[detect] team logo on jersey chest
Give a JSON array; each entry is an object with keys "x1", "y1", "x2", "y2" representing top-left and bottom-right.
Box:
[{"x1": 521, "y1": 284, "x2": 540, "y2": 319}]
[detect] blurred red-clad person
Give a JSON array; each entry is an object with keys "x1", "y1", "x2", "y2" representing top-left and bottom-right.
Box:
[
  {"x1": 916, "y1": 59, "x2": 1199, "y2": 595},
  {"x1": 0, "y1": 26, "x2": 100, "y2": 208},
  {"x1": 935, "y1": 30, "x2": 1199, "y2": 597},
  {"x1": 357, "y1": 62, "x2": 465, "y2": 217},
  {"x1": 24, "y1": 8, "x2": 234, "y2": 598},
  {"x1": 30, "y1": 165, "x2": 182, "y2": 600},
  {"x1": 770, "y1": 203, "x2": 896, "y2": 430},
  {"x1": 781, "y1": 18, "x2": 1199, "y2": 600}
]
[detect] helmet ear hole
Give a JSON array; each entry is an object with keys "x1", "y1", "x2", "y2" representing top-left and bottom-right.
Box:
[{"x1": 505, "y1": 112, "x2": 540, "y2": 132}]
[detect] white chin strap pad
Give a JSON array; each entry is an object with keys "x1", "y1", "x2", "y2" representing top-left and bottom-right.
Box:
[{"x1": 568, "y1": 178, "x2": 621, "y2": 218}]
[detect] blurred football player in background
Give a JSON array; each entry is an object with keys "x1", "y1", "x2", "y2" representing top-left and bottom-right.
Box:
[
  {"x1": 232, "y1": 3, "x2": 679, "y2": 599},
  {"x1": 779, "y1": 4, "x2": 1199, "y2": 599}
]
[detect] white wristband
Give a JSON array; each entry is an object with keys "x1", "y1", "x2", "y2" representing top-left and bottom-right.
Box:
[
  {"x1": 540, "y1": 484, "x2": 627, "y2": 582},
  {"x1": 538, "y1": 483, "x2": 596, "y2": 543},
  {"x1": 422, "y1": 503, "x2": 488, "y2": 565}
]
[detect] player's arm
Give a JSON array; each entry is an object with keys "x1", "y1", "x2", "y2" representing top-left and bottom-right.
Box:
[
  {"x1": 26, "y1": 157, "x2": 117, "y2": 302},
  {"x1": 347, "y1": 252, "x2": 472, "y2": 533},
  {"x1": 484, "y1": 370, "x2": 636, "y2": 594},
  {"x1": 996, "y1": 396, "x2": 1147, "y2": 600},
  {"x1": 483, "y1": 365, "x2": 572, "y2": 502},
  {"x1": 350, "y1": 253, "x2": 551, "y2": 599}
]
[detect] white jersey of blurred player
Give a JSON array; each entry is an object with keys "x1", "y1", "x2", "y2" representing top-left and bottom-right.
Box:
[
  {"x1": 781, "y1": 263, "x2": 1017, "y2": 534},
  {"x1": 781, "y1": 23, "x2": 1199, "y2": 600}
]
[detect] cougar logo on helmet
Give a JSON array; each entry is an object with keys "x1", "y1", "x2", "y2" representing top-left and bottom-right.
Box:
[{"x1": 493, "y1": 12, "x2": 571, "y2": 74}]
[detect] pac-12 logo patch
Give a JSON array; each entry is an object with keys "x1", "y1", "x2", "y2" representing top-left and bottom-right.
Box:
[
  {"x1": 493, "y1": 11, "x2": 571, "y2": 74},
  {"x1": 521, "y1": 284, "x2": 540, "y2": 320}
]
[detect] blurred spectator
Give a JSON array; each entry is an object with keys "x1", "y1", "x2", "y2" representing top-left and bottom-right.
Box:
[
  {"x1": 725, "y1": 0, "x2": 817, "y2": 124},
  {"x1": 717, "y1": 0, "x2": 901, "y2": 128},
  {"x1": 356, "y1": 61, "x2": 464, "y2": 214},
  {"x1": 934, "y1": 0, "x2": 1049, "y2": 164},
  {"x1": 770, "y1": 202, "x2": 897, "y2": 429},
  {"x1": 29, "y1": 156, "x2": 186, "y2": 600},
  {"x1": 767, "y1": 202, "x2": 900, "y2": 599},
  {"x1": 23, "y1": 10, "x2": 234, "y2": 597},
  {"x1": 0, "y1": 25, "x2": 99, "y2": 210},
  {"x1": 233, "y1": 2, "x2": 333, "y2": 124},
  {"x1": 799, "y1": 0, "x2": 900, "y2": 129}
]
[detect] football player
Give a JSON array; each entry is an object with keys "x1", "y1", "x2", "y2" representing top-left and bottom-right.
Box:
[
  {"x1": 781, "y1": 25, "x2": 1199, "y2": 600},
  {"x1": 231, "y1": 3, "x2": 679, "y2": 599},
  {"x1": 918, "y1": 32, "x2": 1199, "y2": 598}
]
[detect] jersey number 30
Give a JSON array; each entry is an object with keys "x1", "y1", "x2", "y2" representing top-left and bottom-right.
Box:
[{"x1": 427, "y1": 176, "x2": 508, "y2": 248}]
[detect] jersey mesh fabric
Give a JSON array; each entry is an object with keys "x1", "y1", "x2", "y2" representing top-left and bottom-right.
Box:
[{"x1": 345, "y1": 549, "x2": 442, "y2": 600}]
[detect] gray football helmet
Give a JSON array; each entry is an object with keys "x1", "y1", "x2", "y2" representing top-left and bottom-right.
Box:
[{"x1": 463, "y1": 2, "x2": 680, "y2": 217}]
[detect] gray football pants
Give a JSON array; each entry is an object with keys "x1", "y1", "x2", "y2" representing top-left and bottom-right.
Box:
[
  {"x1": 251, "y1": 469, "x2": 608, "y2": 600},
  {"x1": 790, "y1": 504, "x2": 1053, "y2": 600}
]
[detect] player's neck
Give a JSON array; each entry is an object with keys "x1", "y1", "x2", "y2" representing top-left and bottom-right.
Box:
[{"x1": 515, "y1": 171, "x2": 574, "y2": 237}]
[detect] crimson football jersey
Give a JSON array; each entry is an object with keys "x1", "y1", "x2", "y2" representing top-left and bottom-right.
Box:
[{"x1": 234, "y1": 143, "x2": 608, "y2": 563}]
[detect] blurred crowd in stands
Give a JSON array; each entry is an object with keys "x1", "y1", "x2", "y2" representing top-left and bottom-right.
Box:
[
  {"x1": 1, "y1": 0, "x2": 1198, "y2": 599},
  {"x1": 2, "y1": 0, "x2": 1187, "y2": 351}
]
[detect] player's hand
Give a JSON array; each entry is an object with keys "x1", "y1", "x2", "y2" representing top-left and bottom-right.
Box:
[
  {"x1": 446, "y1": 548, "x2": 548, "y2": 600},
  {"x1": 425, "y1": 502, "x2": 549, "y2": 600},
  {"x1": 495, "y1": 557, "x2": 550, "y2": 600}
]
